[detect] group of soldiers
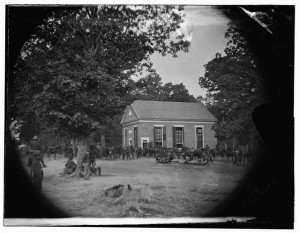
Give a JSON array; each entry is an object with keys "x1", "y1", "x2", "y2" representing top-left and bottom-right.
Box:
[
  {"x1": 59, "y1": 144, "x2": 101, "y2": 180},
  {"x1": 154, "y1": 145, "x2": 249, "y2": 166},
  {"x1": 155, "y1": 145, "x2": 215, "y2": 165},
  {"x1": 79, "y1": 145, "x2": 101, "y2": 179},
  {"x1": 99, "y1": 145, "x2": 216, "y2": 164},
  {"x1": 24, "y1": 136, "x2": 248, "y2": 193},
  {"x1": 25, "y1": 136, "x2": 102, "y2": 193}
]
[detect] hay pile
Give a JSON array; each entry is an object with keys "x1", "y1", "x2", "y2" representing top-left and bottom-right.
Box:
[{"x1": 104, "y1": 184, "x2": 161, "y2": 217}]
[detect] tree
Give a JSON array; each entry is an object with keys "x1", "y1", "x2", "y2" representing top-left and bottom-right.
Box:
[
  {"x1": 134, "y1": 71, "x2": 164, "y2": 100},
  {"x1": 91, "y1": 115, "x2": 123, "y2": 147},
  {"x1": 199, "y1": 22, "x2": 261, "y2": 149},
  {"x1": 18, "y1": 112, "x2": 38, "y2": 143},
  {"x1": 11, "y1": 5, "x2": 190, "y2": 176},
  {"x1": 134, "y1": 70, "x2": 196, "y2": 102},
  {"x1": 161, "y1": 82, "x2": 195, "y2": 102}
]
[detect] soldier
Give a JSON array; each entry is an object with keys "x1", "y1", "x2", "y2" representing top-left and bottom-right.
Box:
[
  {"x1": 88, "y1": 145, "x2": 101, "y2": 176},
  {"x1": 47, "y1": 145, "x2": 57, "y2": 160},
  {"x1": 59, "y1": 158, "x2": 76, "y2": 177},
  {"x1": 28, "y1": 136, "x2": 46, "y2": 168},
  {"x1": 67, "y1": 146, "x2": 74, "y2": 160},
  {"x1": 204, "y1": 144, "x2": 210, "y2": 152},
  {"x1": 129, "y1": 146, "x2": 135, "y2": 159},
  {"x1": 122, "y1": 147, "x2": 126, "y2": 160},
  {"x1": 63, "y1": 143, "x2": 69, "y2": 158},
  {"x1": 88, "y1": 145, "x2": 96, "y2": 165},
  {"x1": 81, "y1": 152, "x2": 91, "y2": 180},
  {"x1": 27, "y1": 135, "x2": 46, "y2": 193},
  {"x1": 125, "y1": 147, "x2": 130, "y2": 159},
  {"x1": 205, "y1": 146, "x2": 214, "y2": 165}
]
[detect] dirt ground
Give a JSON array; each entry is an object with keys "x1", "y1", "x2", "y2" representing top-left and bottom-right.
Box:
[{"x1": 20, "y1": 154, "x2": 249, "y2": 218}]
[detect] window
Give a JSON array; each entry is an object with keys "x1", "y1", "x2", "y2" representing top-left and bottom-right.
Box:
[
  {"x1": 196, "y1": 127, "x2": 203, "y2": 149},
  {"x1": 129, "y1": 110, "x2": 132, "y2": 116},
  {"x1": 154, "y1": 127, "x2": 163, "y2": 147},
  {"x1": 175, "y1": 127, "x2": 184, "y2": 147},
  {"x1": 175, "y1": 128, "x2": 183, "y2": 144},
  {"x1": 142, "y1": 140, "x2": 148, "y2": 149},
  {"x1": 141, "y1": 137, "x2": 149, "y2": 149}
]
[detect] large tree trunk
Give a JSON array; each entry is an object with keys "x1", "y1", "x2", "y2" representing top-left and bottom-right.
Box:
[
  {"x1": 71, "y1": 138, "x2": 77, "y2": 158},
  {"x1": 100, "y1": 135, "x2": 106, "y2": 158},
  {"x1": 71, "y1": 138, "x2": 88, "y2": 177},
  {"x1": 101, "y1": 135, "x2": 105, "y2": 148}
]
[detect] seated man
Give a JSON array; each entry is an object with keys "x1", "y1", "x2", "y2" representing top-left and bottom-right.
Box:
[
  {"x1": 59, "y1": 158, "x2": 77, "y2": 177},
  {"x1": 88, "y1": 145, "x2": 101, "y2": 176},
  {"x1": 90, "y1": 163, "x2": 101, "y2": 176}
]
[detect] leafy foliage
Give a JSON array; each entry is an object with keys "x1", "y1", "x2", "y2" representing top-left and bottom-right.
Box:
[
  {"x1": 134, "y1": 70, "x2": 196, "y2": 102},
  {"x1": 12, "y1": 5, "x2": 190, "y2": 139},
  {"x1": 199, "y1": 22, "x2": 261, "y2": 143}
]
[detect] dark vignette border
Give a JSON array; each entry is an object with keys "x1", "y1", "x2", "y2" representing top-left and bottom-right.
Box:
[{"x1": 4, "y1": 5, "x2": 294, "y2": 229}]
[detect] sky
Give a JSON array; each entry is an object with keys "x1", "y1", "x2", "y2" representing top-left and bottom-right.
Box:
[{"x1": 150, "y1": 6, "x2": 231, "y2": 98}]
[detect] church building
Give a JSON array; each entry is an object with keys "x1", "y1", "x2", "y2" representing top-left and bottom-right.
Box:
[{"x1": 120, "y1": 100, "x2": 217, "y2": 149}]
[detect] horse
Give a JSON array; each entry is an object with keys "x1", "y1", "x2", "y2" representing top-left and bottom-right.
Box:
[
  {"x1": 115, "y1": 145, "x2": 123, "y2": 159},
  {"x1": 155, "y1": 148, "x2": 173, "y2": 164},
  {"x1": 125, "y1": 147, "x2": 131, "y2": 159},
  {"x1": 108, "y1": 147, "x2": 116, "y2": 160},
  {"x1": 217, "y1": 149, "x2": 227, "y2": 161},
  {"x1": 225, "y1": 151, "x2": 235, "y2": 162},
  {"x1": 190, "y1": 148, "x2": 213, "y2": 165},
  {"x1": 206, "y1": 149, "x2": 215, "y2": 165},
  {"x1": 235, "y1": 151, "x2": 248, "y2": 166},
  {"x1": 47, "y1": 146, "x2": 57, "y2": 160},
  {"x1": 136, "y1": 147, "x2": 143, "y2": 159},
  {"x1": 129, "y1": 146, "x2": 136, "y2": 159},
  {"x1": 210, "y1": 148, "x2": 217, "y2": 160}
]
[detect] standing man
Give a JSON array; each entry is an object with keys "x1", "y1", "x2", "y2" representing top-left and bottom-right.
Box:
[
  {"x1": 204, "y1": 145, "x2": 214, "y2": 165},
  {"x1": 81, "y1": 152, "x2": 91, "y2": 180},
  {"x1": 88, "y1": 145, "x2": 101, "y2": 175},
  {"x1": 67, "y1": 146, "x2": 74, "y2": 160},
  {"x1": 27, "y1": 135, "x2": 46, "y2": 193},
  {"x1": 63, "y1": 143, "x2": 68, "y2": 158},
  {"x1": 28, "y1": 136, "x2": 46, "y2": 168}
]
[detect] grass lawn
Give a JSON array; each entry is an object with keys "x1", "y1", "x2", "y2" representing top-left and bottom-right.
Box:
[{"x1": 21, "y1": 154, "x2": 249, "y2": 218}]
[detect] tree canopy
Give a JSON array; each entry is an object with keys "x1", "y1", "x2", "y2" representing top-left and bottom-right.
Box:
[
  {"x1": 199, "y1": 22, "x2": 261, "y2": 144},
  {"x1": 134, "y1": 70, "x2": 196, "y2": 102},
  {"x1": 11, "y1": 5, "x2": 190, "y2": 140}
]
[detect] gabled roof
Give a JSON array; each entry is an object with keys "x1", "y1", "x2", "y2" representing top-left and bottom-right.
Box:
[{"x1": 121, "y1": 100, "x2": 217, "y2": 124}]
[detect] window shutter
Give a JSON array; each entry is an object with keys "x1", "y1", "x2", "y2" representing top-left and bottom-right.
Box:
[
  {"x1": 182, "y1": 127, "x2": 185, "y2": 146},
  {"x1": 153, "y1": 127, "x2": 156, "y2": 147},
  {"x1": 136, "y1": 127, "x2": 138, "y2": 148},
  {"x1": 134, "y1": 127, "x2": 138, "y2": 148},
  {"x1": 172, "y1": 127, "x2": 176, "y2": 148},
  {"x1": 163, "y1": 126, "x2": 166, "y2": 148}
]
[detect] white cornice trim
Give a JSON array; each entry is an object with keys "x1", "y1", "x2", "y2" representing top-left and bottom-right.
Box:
[
  {"x1": 139, "y1": 120, "x2": 214, "y2": 124},
  {"x1": 121, "y1": 120, "x2": 215, "y2": 127}
]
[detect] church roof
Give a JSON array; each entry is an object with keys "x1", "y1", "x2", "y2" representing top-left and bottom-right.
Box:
[{"x1": 121, "y1": 100, "x2": 217, "y2": 124}]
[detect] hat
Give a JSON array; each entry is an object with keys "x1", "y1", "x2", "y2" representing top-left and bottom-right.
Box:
[
  {"x1": 33, "y1": 136, "x2": 39, "y2": 140},
  {"x1": 89, "y1": 144, "x2": 95, "y2": 149}
]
